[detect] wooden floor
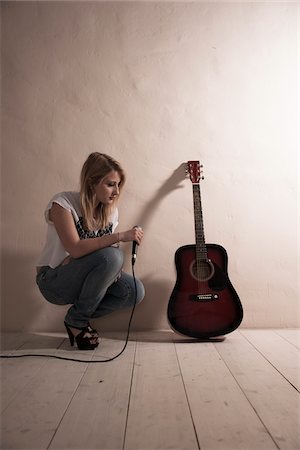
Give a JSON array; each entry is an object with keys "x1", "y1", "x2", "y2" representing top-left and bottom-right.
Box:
[{"x1": 1, "y1": 329, "x2": 299, "y2": 450}]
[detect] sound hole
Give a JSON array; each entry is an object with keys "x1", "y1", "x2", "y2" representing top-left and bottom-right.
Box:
[{"x1": 190, "y1": 259, "x2": 215, "y2": 282}]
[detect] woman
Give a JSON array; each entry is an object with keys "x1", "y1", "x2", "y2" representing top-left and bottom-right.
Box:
[{"x1": 36, "y1": 153, "x2": 145, "y2": 350}]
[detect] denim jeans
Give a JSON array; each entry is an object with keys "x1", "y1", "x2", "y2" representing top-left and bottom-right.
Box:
[{"x1": 36, "y1": 247, "x2": 145, "y2": 328}]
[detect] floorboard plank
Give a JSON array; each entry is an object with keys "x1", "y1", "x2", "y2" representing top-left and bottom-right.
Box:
[
  {"x1": 1, "y1": 330, "x2": 299, "y2": 450},
  {"x1": 240, "y1": 329, "x2": 300, "y2": 391},
  {"x1": 124, "y1": 341, "x2": 199, "y2": 450},
  {"x1": 215, "y1": 331, "x2": 300, "y2": 450},
  {"x1": 1, "y1": 333, "x2": 66, "y2": 412},
  {"x1": 1, "y1": 356, "x2": 49, "y2": 414},
  {"x1": 0, "y1": 332, "x2": 33, "y2": 351},
  {"x1": 48, "y1": 338, "x2": 136, "y2": 450},
  {"x1": 175, "y1": 335, "x2": 278, "y2": 450},
  {"x1": 1, "y1": 344, "x2": 94, "y2": 449},
  {"x1": 274, "y1": 329, "x2": 300, "y2": 349}
]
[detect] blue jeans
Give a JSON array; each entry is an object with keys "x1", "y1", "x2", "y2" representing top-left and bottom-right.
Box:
[{"x1": 36, "y1": 247, "x2": 145, "y2": 328}]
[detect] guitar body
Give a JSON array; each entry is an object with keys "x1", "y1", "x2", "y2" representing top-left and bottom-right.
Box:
[{"x1": 168, "y1": 243, "x2": 243, "y2": 338}]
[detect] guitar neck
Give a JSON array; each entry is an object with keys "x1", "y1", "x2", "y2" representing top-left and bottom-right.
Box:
[{"x1": 193, "y1": 184, "x2": 208, "y2": 260}]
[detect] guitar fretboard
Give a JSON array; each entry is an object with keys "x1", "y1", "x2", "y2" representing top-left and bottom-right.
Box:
[{"x1": 193, "y1": 184, "x2": 207, "y2": 261}]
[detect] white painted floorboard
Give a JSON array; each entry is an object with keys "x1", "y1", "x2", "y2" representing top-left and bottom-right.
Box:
[{"x1": 1, "y1": 329, "x2": 299, "y2": 450}]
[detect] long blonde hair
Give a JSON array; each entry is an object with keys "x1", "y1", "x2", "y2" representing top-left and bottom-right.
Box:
[{"x1": 80, "y1": 153, "x2": 125, "y2": 231}]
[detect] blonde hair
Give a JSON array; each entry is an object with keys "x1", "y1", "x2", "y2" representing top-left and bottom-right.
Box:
[{"x1": 80, "y1": 153, "x2": 125, "y2": 231}]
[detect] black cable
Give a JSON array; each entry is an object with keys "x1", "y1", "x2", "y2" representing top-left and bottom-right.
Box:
[{"x1": 0, "y1": 261, "x2": 138, "y2": 363}]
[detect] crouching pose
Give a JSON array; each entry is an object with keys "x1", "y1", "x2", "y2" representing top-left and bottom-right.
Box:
[{"x1": 36, "y1": 152, "x2": 145, "y2": 350}]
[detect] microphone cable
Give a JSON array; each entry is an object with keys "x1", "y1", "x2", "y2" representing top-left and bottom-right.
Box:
[{"x1": 0, "y1": 258, "x2": 138, "y2": 364}]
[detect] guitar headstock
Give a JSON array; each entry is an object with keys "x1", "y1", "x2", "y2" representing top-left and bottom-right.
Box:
[{"x1": 187, "y1": 160, "x2": 204, "y2": 184}]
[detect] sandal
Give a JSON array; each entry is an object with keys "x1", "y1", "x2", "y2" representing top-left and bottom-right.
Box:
[
  {"x1": 64, "y1": 321, "x2": 99, "y2": 350},
  {"x1": 87, "y1": 322, "x2": 99, "y2": 339}
]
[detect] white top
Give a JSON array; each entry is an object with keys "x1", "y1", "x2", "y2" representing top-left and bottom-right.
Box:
[{"x1": 36, "y1": 191, "x2": 119, "y2": 269}]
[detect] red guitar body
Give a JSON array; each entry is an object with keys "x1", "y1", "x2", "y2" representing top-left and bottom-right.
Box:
[{"x1": 168, "y1": 244, "x2": 243, "y2": 338}]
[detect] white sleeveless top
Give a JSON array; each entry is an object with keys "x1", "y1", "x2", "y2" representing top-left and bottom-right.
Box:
[{"x1": 36, "y1": 191, "x2": 118, "y2": 268}]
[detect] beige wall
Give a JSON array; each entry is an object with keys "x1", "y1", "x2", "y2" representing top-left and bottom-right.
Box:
[{"x1": 1, "y1": 1, "x2": 299, "y2": 332}]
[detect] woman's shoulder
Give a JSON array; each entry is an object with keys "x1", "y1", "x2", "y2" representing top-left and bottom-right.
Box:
[
  {"x1": 49, "y1": 191, "x2": 79, "y2": 205},
  {"x1": 46, "y1": 191, "x2": 81, "y2": 215},
  {"x1": 44, "y1": 192, "x2": 81, "y2": 224},
  {"x1": 51, "y1": 191, "x2": 79, "y2": 202}
]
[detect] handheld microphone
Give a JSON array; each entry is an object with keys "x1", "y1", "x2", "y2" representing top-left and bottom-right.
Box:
[{"x1": 131, "y1": 225, "x2": 141, "y2": 266}]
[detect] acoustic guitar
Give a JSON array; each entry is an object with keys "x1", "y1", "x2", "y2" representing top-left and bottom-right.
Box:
[{"x1": 167, "y1": 161, "x2": 243, "y2": 338}]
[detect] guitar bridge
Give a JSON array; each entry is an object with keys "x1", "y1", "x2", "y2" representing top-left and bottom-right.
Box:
[{"x1": 190, "y1": 294, "x2": 219, "y2": 302}]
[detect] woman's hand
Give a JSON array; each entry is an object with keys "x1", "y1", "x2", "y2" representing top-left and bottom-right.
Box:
[{"x1": 119, "y1": 226, "x2": 144, "y2": 245}]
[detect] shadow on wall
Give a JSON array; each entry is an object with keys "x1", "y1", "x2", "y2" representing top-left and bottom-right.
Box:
[
  {"x1": 135, "y1": 162, "x2": 187, "y2": 229},
  {"x1": 1, "y1": 164, "x2": 187, "y2": 333},
  {"x1": 95, "y1": 163, "x2": 188, "y2": 331},
  {"x1": 1, "y1": 249, "x2": 68, "y2": 332},
  {"x1": 135, "y1": 163, "x2": 187, "y2": 328},
  {"x1": 94, "y1": 276, "x2": 173, "y2": 332},
  {"x1": 1, "y1": 250, "x2": 39, "y2": 332}
]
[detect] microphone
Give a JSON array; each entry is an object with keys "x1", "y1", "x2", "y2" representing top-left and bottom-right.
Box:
[{"x1": 131, "y1": 225, "x2": 141, "y2": 266}]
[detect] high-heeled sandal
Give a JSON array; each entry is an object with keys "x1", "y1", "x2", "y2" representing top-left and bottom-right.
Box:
[
  {"x1": 64, "y1": 321, "x2": 99, "y2": 350},
  {"x1": 87, "y1": 322, "x2": 99, "y2": 339}
]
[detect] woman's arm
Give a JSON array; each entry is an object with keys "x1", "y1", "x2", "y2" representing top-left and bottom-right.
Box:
[{"x1": 50, "y1": 203, "x2": 143, "y2": 259}]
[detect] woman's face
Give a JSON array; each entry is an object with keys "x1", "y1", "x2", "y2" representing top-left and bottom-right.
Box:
[{"x1": 93, "y1": 170, "x2": 121, "y2": 205}]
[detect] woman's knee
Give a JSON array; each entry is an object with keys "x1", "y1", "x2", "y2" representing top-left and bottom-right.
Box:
[
  {"x1": 134, "y1": 278, "x2": 145, "y2": 305},
  {"x1": 103, "y1": 247, "x2": 124, "y2": 272},
  {"x1": 85, "y1": 247, "x2": 124, "y2": 273}
]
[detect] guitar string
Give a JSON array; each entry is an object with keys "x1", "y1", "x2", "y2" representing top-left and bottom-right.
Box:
[{"x1": 193, "y1": 183, "x2": 207, "y2": 295}]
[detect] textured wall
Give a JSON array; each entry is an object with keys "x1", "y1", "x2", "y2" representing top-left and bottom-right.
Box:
[{"x1": 1, "y1": 2, "x2": 299, "y2": 332}]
